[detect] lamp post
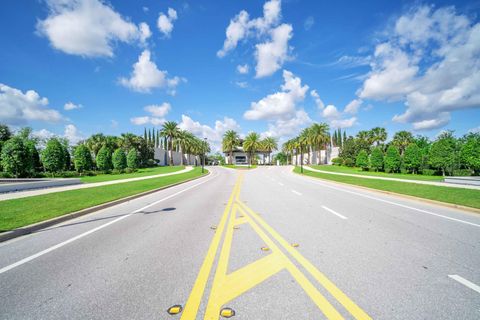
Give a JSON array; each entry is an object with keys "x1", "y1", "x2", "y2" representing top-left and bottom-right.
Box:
[{"x1": 202, "y1": 137, "x2": 207, "y2": 173}]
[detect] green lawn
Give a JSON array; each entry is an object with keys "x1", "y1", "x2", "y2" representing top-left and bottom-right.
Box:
[
  {"x1": 222, "y1": 164, "x2": 258, "y2": 170},
  {"x1": 294, "y1": 167, "x2": 480, "y2": 210},
  {"x1": 309, "y1": 165, "x2": 444, "y2": 182},
  {"x1": 0, "y1": 167, "x2": 207, "y2": 232},
  {"x1": 80, "y1": 166, "x2": 185, "y2": 183}
]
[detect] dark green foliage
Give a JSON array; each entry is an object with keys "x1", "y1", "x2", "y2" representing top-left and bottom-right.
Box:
[
  {"x1": 24, "y1": 140, "x2": 41, "y2": 175},
  {"x1": 331, "y1": 157, "x2": 343, "y2": 166},
  {"x1": 42, "y1": 138, "x2": 66, "y2": 175},
  {"x1": 355, "y1": 150, "x2": 369, "y2": 170},
  {"x1": 112, "y1": 148, "x2": 127, "y2": 170},
  {"x1": 369, "y1": 147, "x2": 384, "y2": 172},
  {"x1": 74, "y1": 144, "x2": 93, "y2": 173},
  {"x1": 1, "y1": 137, "x2": 28, "y2": 177},
  {"x1": 384, "y1": 146, "x2": 401, "y2": 173},
  {"x1": 429, "y1": 131, "x2": 456, "y2": 176},
  {"x1": 127, "y1": 149, "x2": 139, "y2": 169},
  {"x1": 96, "y1": 146, "x2": 112, "y2": 171},
  {"x1": 0, "y1": 124, "x2": 12, "y2": 142},
  {"x1": 403, "y1": 143, "x2": 422, "y2": 173},
  {"x1": 460, "y1": 133, "x2": 480, "y2": 174}
]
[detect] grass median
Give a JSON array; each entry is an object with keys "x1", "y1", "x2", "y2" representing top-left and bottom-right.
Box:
[
  {"x1": 0, "y1": 167, "x2": 207, "y2": 232},
  {"x1": 222, "y1": 164, "x2": 258, "y2": 170},
  {"x1": 80, "y1": 165, "x2": 184, "y2": 183},
  {"x1": 294, "y1": 167, "x2": 480, "y2": 210}
]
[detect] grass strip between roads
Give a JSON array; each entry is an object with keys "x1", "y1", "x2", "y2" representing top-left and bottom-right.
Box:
[
  {"x1": 294, "y1": 167, "x2": 480, "y2": 210},
  {"x1": 309, "y1": 165, "x2": 443, "y2": 182},
  {"x1": 0, "y1": 167, "x2": 207, "y2": 232},
  {"x1": 222, "y1": 164, "x2": 258, "y2": 170},
  {"x1": 80, "y1": 165, "x2": 184, "y2": 183}
]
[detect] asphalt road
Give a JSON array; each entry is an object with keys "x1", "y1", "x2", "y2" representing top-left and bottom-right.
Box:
[{"x1": 0, "y1": 166, "x2": 479, "y2": 319}]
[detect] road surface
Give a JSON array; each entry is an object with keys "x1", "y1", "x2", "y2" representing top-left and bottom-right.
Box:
[{"x1": 0, "y1": 166, "x2": 479, "y2": 319}]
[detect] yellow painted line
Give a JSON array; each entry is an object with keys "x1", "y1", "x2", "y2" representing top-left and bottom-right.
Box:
[
  {"x1": 180, "y1": 175, "x2": 243, "y2": 320},
  {"x1": 234, "y1": 216, "x2": 248, "y2": 225},
  {"x1": 237, "y1": 200, "x2": 372, "y2": 320}
]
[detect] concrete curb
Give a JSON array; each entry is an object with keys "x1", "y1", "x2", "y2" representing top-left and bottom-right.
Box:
[
  {"x1": 294, "y1": 170, "x2": 480, "y2": 215},
  {"x1": 0, "y1": 170, "x2": 211, "y2": 243}
]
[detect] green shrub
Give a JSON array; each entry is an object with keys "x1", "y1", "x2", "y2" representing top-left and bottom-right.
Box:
[
  {"x1": 369, "y1": 147, "x2": 384, "y2": 172},
  {"x1": 112, "y1": 148, "x2": 127, "y2": 170},
  {"x1": 331, "y1": 157, "x2": 343, "y2": 166},
  {"x1": 384, "y1": 146, "x2": 401, "y2": 173},
  {"x1": 343, "y1": 158, "x2": 355, "y2": 167},
  {"x1": 452, "y1": 169, "x2": 472, "y2": 176},
  {"x1": 127, "y1": 149, "x2": 139, "y2": 169},
  {"x1": 355, "y1": 150, "x2": 369, "y2": 171},
  {"x1": 125, "y1": 167, "x2": 137, "y2": 174},
  {"x1": 96, "y1": 146, "x2": 113, "y2": 171},
  {"x1": 74, "y1": 144, "x2": 93, "y2": 173},
  {"x1": 421, "y1": 169, "x2": 436, "y2": 176}
]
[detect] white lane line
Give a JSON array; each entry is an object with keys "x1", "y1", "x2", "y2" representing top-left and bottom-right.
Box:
[
  {"x1": 0, "y1": 174, "x2": 217, "y2": 275},
  {"x1": 278, "y1": 182, "x2": 284, "y2": 186},
  {"x1": 291, "y1": 190, "x2": 302, "y2": 196},
  {"x1": 321, "y1": 205, "x2": 348, "y2": 220},
  {"x1": 296, "y1": 176, "x2": 480, "y2": 228},
  {"x1": 448, "y1": 275, "x2": 480, "y2": 294}
]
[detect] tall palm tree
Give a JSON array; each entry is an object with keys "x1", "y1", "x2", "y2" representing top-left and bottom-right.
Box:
[
  {"x1": 85, "y1": 133, "x2": 105, "y2": 157},
  {"x1": 160, "y1": 121, "x2": 180, "y2": 166},
  {"x1": 370, "y1": 127, "x2": 387, "y2": 147},
  {"x1": 392, "y1": 130, "x2": 414, "y2": 155},
  {"x1": 307, "y1": 123, "x2": 330, "y2": 164},
  {"x1": 222, "y1": 130, "x2": 240, "y2": 165},
  {"x1": 174, "y1": 130, "x2": 191, "y2": 166},
  {"x1": 118, "y1": 133, "x2": 138, "y2": 152},
  {"x1": 261, "y1": 137, "x2": 278, "y2": 165},
  {"x1": 282, "y1": 139, "x2": 296, "y2": 165},
  {"x1": 243, "y1": 132, "x2": 261, "y2": 166}
]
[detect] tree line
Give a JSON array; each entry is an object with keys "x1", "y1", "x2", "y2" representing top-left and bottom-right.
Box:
[
  {"x1": 0, "y1": 121, "x2": 210, "y2": 178},
  {"x1": 222, "y1": 131, "x2": 278, "y2": 165}
]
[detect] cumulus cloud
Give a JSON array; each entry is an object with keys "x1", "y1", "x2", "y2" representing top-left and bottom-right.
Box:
[
  {"x1": 344, "y1": 99, "x2": 362, "y2": 114},
  {"x1": 244, "y1": 70, "x2": 308, "y2": 120},
  {"x1": 237, "y1": 64, "x2": 249, "y2": 74},
  {"x1": 217, "y1": 0, "x2": 292, "y2": 78},
  {"x1": 64, "y1": 102, "x2": 82, "y2": 110},
  {"x1": 235, "y1": 81, "x2": 248, "y2": 89},
  {"x1": 130, "y1": 102, "x2": 172, "y2": 126},
  {"x1": 263, "y1": 109, "x2": 311, "y2": 138},
  {"x1": 330, "y1": 117, "x2": 358, "y2": 129},
  {"x1": 119, "y1": 50, "x2": 184, "y2": 94},
  {"x1": 33, "y1": 128, "x2": 56, "y2": 141},
  {"x1": 322, "y1": 105, "x2": 341, "y2": 119},
  {"x1": 179, "y1": 115, "x2": 240, "y2": 151},
  {"x1": 157, "y1": 8, "x2": 177, "y2": 37},
  {"x1": 37, "y1": 0, "x2": 145, "y2": 57},
  {"x1": 64, "y1": 124, "x2": 84, "y2": 144},
  {"x1": 0, "y1": 83, "x2": 63, "y2": 125},
  {"x1": 304, "y1": 16, "x2": 314, "y2": 31},
  {"x1": 358, "y1": 5, "x2": 480, "y2": 130},
  {"x1": 310, "y1": 90, "x2": 325, "y2": 109},
  {"x1": 139, "y1": 22, "x2": 152, "y2": 44}
]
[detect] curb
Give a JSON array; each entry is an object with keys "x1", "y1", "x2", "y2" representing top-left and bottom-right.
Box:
[
  {"x1": 0, "y1": 170, "x2": 211, "y2": 243},
  {"x1": 294, "y1": 170, "x2": 480, "y2": 215}
]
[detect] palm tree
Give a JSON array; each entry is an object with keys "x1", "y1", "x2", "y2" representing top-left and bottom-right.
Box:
[
  {"x1": 370, "y1": 127, "x2": 387, "y2": 147},
  {"x1": 243, "y1": 132, "x2": 261, "y2": 166},
  {"x1": 222, "y1": 130, "x2": 240, "y2": 165},
  {"x1": 160, "y1": 121, "x2": 180, "y2": 166},
  {"x1": 174, "y1": 130, "x2": 190, "y2": 166},
  {"x1": 307, "y1": 123, "x2": 330, "y2": 164},
  {"x1": 261, "y1": 137, "x2": 278, "y2": 165},
  {"x1": 282, "y1": 139, "x2": 295, "y2": 165},
  {"x1": 85, "y1": 133, "x2": 106, "y2": 157},
  {"x1": 118, "y1": 133, "x2": 138, "y2": 152},
  {"x1": 392, "y1": 130, "x2": 414, "y2": 155}
]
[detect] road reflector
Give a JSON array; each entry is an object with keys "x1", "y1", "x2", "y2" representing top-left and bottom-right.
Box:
[
  {"x1": 167, "y1": 305, "x2": 183, "y2": 315},
  {"x1": 210, "y1": 226, "x2": 217, "y2": 230},
  {"x1": 291, "y1": 243, "x2": 299, "y2": 247},
  {"x1": 239, "y1": 214, "x2": 244, "y2": 218},
  {"x1": 233, "y1": 226, "x2": 240, "y2": 229},
  {"x1": 220, "y1": 307, "x2": 236, "y2": 318},
  {"x1": 261, "y1": 247, "x2": 270, "y2": 252}
]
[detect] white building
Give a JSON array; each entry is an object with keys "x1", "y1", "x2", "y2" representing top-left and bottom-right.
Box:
[
  {"x1": 224, "y1": 147, "x2": 267, "y2": 165},
  {"x1": 291, "y1": 146, "x2": 340, "y2": 165},
  {"x1": 154, "y1": 148, "x2": 200, "y2": 166}
]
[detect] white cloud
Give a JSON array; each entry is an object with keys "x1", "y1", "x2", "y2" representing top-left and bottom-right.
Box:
[
  {"x1": 263, "y1": 109, "x2": 311, "y2": 138},
  {"x1": 139, "y1": 22, "x2": 152, "y2": 44},
  {"x1": 33, "y1": 129, "x2": 56, "y2": 141},
  {"x1": 322, "y1": 104, "x2": 341, "y2": 119},
  {"x1": 64, "y1": 102, "x2": 82, "y2": 110},
  {"x1": 178, "y1": 115, "x2": 240, "y2": 151},
  {"x1": 157, "y1": 8, "x2": 177, "y2": 37},
  {"x1": 255, "y1": 23, "x2": 293, "y2": 78},
  {"x1": 64, "y1": 124, "x2": 84, "y2": 144},
  {"x1": 244, "y1": 70, "x2": 308, "y2": 120},
  {"x1": 304, "y1": 16, "x2": 314, "y2": 31},
  {"x1": 0, "y1": 83, "x2": 63, "y2": 125},
  {"x1": 37, "y1": 0, "x2": 143, "y2": 57},
  {"x1": 119, "y1": 50, "x2": 184, "y2": 94},
  {"x1": 469, "y1": 126, "x2": 480, "y2": 133},
  {"x1": 358, "y1": 5, "x2": 480, "y2": 130},
  {"x1": 110, "y1": 119, "x2": 119, "y2": 128},
  {"x1": 237, "y1": 64, "x2": 249, "y2": 74},
  {"x1": 217, "y1": 0, "x2": 291, "y2": 78},
  {"x1": 144, "y1": 103, "x2": 171, "y2": 117},
  {"x1": 330, "y1": 117, "x2": 357, "y2": 129},
  {"x1": 235, "y1": 81, "x2": 248, "y2": 88},
  {"x1": 344, "y1": 99, "x2": 362, "y2": 114},
  {"x1": 131, "y1": 102, "x2": 172, "y2": 126},
  {"x1": 310, "y1": 90, "x2": 325, "y2": 109}
]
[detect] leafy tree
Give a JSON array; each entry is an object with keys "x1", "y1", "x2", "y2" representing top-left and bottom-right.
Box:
[
  {"x1": 24, "y1": 140, "x2": 41, "y2": 175},
  {"x1": 127, "y1": 149, "x2": 139, "y2": 169},
  {"x1": 429, "y1": 131, "x2": 456, "y2": 176},
  {"x1": 112, "y1": 148, "x2": 127, "y2": 170},
  {"x1": 384, "y1": 145, "x2": 401, "y2": 173},
  {"x1": 96, "y1": 146, "x2": 112, "y2": 171},
  {"x1": 369, "y1": 147, "x2": 384, "y2": 172},
  {"x1": 369, "y1": 127, "x2": 387, "y2": 146},
  {"x1": 273, "y1": 152, "x2": 288, "y2": 165},
  {"x1": 392, "y1": 131, "x2": 414, "y2": 154},
  {"x1": 355, "y1": 150, "x2": 369, "y2": 171},
  {"x1": 460, "y1": 133, "x2": 480, "y2": 174},
  {"x1": 1, "y1": 137, "x2": 28, "y2": 177},
  {"x1": 0, "y1": 124, "x2": 12, "y2": 142},
  {"x1": 339, "y1": 137, "x2": 357, "y2": 165},
  {"x1": 74, "y1": 144, "x2": 93, "y2": 173},
  {"x1": 42, "y1": 138, "x2": 66, "y2": 175},
  {"x1": 403, "y1": 143, "x2": 422, "y2": 174}
]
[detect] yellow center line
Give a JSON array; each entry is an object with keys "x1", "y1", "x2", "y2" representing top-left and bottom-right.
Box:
[{"x1": 180, "y1": 174, "x2": 243, "y2": 320}]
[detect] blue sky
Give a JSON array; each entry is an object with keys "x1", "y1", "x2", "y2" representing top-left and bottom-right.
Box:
[{"x1": 1, "y1": 0, "x2": 479, "y2": 149}]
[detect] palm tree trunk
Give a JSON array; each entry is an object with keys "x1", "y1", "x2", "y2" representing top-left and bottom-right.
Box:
[
  {"x1": 229, "y1": 150, "x2": 233, "y2": 165},
  {"x1": 180, "y1": 146, "x2": 184, "y2": 166},
  {"x1": 169, "y1": 139, "x2": 173, "y2": 166}
]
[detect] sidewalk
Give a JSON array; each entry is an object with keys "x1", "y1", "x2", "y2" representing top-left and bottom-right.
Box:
[
  {"x1": 303, "y1": 166, "x2": 480, "y2": 190},
  {"x1": 0, "y1": 166, "x2": 194, "y2": 202}
]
